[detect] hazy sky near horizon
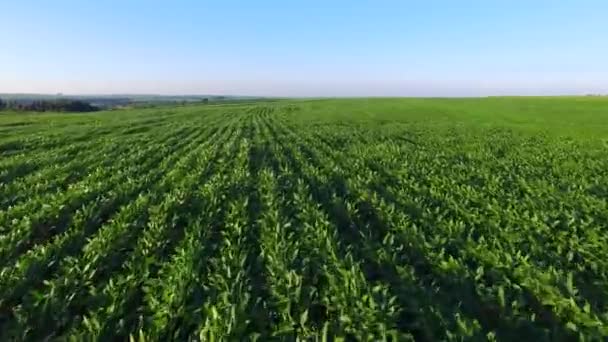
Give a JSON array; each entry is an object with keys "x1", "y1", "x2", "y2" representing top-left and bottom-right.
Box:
[{"x1": 1, "y1": 0, "x2": 607, "y2": 96}]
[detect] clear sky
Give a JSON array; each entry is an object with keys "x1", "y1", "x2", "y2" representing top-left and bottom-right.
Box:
[{"x1": 1, "y1": 0, "x2": 607, "y2": 96}]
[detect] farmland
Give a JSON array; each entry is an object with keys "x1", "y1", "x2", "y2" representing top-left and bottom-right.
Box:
[{"x1": 1, "y1": 97, "x2": 607, "y2": 340}]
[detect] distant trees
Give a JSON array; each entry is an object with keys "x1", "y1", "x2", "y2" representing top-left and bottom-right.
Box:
[
  {"x1": 0, "y1": 98, "x2": 5, "y2": 110},
  {"x1": 0, "y1": 99, "x2": 99, "y2": 112}
]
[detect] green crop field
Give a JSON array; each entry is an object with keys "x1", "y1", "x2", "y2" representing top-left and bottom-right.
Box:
[{"x1": 1, "y1": 97, "x2": 607, "y2": 340}]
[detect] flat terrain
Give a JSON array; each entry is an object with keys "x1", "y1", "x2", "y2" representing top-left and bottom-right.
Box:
[{"x1": 1, "y1": 97, "x2": 607, "y2": 340}]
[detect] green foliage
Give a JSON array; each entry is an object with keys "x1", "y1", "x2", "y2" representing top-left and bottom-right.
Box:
[
  {"x1": 1, "y1": 99, "x2": 99, "y2": 112},
  {"x1": 0, "y1": 98, "x2": 607, "y2": 340}
]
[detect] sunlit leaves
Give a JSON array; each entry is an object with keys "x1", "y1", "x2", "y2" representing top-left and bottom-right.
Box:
[{"x1": 1, "y1": 100, "x2": 607, "y2": 340}]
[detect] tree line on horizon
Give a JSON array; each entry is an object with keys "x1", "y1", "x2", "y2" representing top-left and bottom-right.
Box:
[{"x1": 0, "y1": 98, "x2": 99, "y2": 113}]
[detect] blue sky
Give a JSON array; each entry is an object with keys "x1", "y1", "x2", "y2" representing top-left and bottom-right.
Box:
[{"x1": 1, "y1": 0, "x2": 607, "y2": 96}]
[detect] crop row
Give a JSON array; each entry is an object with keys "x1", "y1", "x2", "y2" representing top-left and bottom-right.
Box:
[{"x1": 0, "y1": 103, "x2": 606, "y2": 340}]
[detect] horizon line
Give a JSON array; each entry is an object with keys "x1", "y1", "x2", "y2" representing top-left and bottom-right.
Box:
[{"x1": 1, "y1": 92, "x2": 606, "y2": 99}]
